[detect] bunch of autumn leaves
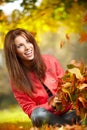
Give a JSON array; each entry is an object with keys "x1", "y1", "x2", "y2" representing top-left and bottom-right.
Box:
[{"x1": 54, "y1": 60, "x2": 87, "y2": 123}]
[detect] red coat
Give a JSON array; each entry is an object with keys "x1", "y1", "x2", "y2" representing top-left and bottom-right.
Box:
[{"x1": 11, "y1": 55, "x2": 72, "y2": 117}]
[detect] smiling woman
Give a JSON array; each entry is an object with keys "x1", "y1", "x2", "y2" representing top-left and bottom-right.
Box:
[{"x1": 4, "y1": 28, "x2": 80, "y2": 128}]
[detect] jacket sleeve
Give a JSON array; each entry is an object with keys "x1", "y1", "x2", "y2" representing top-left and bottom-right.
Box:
[
  {"x1": 11, "y1": 82, "x2": 54, "y2": 117},
  {"x1": 54, "y1": 57, "x2": 64, "y2": 78},
  {"x1": 50, "y1": 56, "x2": 64, "y2": 86}
]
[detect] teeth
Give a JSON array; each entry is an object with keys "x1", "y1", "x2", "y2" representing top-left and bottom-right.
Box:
[{"x1": 25, "y1": 51, "x2": 32, "y2": 55}]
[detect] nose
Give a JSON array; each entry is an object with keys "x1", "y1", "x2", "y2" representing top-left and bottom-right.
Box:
[{"x1": 24, "y1": 44, "x2": 29, "y2": 50}]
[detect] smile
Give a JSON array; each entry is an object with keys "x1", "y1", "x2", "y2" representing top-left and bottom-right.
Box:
[{"x1": 24, "y1": 50, "x2": 33, "y2": 57}]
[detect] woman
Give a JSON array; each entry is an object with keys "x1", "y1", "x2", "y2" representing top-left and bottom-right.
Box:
[{"x1": 4, "y1": 28, "x2": 79, "y2": 127}]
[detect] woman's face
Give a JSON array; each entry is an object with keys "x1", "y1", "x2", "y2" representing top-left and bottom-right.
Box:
[{"x1": 14, "y1": 35, "x2": 34, "y2": 62}]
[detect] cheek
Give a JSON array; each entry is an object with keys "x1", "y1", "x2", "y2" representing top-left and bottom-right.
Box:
[
  {"x1": 16, "y1": 47, "x2": 24, "y2": 53},
  {"x1": 16, "y1": 49, "x2": 24, "y2": 58}
]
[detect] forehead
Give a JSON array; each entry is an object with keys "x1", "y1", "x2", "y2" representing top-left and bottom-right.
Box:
[{"x1": 14, "y1": 35, "x2": 27, "y2": 44}]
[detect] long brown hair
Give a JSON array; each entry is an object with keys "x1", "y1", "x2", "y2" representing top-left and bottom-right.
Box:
[{"x1": 4, "y1": 28, "x2": 46, "y2": 94}]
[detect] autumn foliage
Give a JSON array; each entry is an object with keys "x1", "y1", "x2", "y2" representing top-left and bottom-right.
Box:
[{"x1": 54, "y1": 60, "x2": 87, "y2": 125}]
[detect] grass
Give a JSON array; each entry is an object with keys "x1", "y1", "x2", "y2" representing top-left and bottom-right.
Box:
[
  {"x1": 0, "y1": 106, "x2": 32, "y2": 130},
  {"x1": 0, "y1": 106, "x2": 31, "y2": 123}
]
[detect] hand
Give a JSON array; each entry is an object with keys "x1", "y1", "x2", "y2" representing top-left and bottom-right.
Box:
[{"x1": 52, "y1": 96, "x2": 61, "y2": 107}]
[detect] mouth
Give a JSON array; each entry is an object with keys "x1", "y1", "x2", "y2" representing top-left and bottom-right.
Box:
[{"x1": 24, "y1": 50, "x2": 33, "y2": 57}]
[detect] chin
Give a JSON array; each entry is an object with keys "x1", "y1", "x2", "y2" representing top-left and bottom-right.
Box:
[{"x1": 28, "y1": 56, "x2": 34, "y2": 61}]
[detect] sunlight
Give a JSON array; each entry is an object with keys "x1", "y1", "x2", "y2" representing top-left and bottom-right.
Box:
[
  {"x1": 0, "y1": 0, "x2": 23, "y2": 15},
  {"x1": 0, "y1": 0, "x2": 42, "y2": 15}
]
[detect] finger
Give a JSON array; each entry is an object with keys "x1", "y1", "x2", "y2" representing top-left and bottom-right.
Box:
[{"x1": 54, "y1": 98, "x2": 61, "y2": 103}]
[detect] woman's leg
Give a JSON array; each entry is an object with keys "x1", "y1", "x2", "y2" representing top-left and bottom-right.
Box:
[
  {"x1": 62, "y1": 109, "x2": 81, "y2": 124},
  {"x1": 30, "y1": 108, "x2": 79, "y2": 127}
]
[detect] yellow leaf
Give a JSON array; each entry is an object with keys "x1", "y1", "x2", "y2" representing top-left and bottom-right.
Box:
[
  {"x1": 62, "y1": 88, "x2": 72, "y2": 101},
  {"x1": 78, "y1": 83, "x2": 87, "y2": 90},
  {"x1": 62, "y1": 82, "x2": 71, "y2": 88},
  {"x1": 68, "y1": 68, "x2": 83, "y2": 79}
]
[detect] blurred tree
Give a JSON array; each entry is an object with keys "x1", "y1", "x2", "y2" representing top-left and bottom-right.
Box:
[
  {"x1": 0, "y1": 0, "x2": 87, "y2": 51},
  {"x1": 21, "y1": 0, "x2": 37, "y2": 11},
  {"x1": 0, "y1": 0, "x2": 87, "y2": 34}
]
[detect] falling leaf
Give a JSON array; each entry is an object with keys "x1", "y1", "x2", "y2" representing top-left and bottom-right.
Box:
[
  {"x1": 79, "y1": 32, "x2": 87, "y2": 43},
  {"x1": 66, "y1": 34, "x2": 70, "y2": 40},
  {"x1": 60, "y1": 41, "x2": 65, "y2": 48}
]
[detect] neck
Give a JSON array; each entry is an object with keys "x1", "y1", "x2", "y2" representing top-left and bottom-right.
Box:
[{"x1": 22, "y1": 60, "x2": 36, "y2": 72}]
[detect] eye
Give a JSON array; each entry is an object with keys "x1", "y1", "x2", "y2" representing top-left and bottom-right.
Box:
[{"x1": 16, "y1": 43, "x2": 23, "y2": 48}]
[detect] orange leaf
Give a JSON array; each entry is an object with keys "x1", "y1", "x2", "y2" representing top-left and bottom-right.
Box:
[
  {"x1": 79, "y1": 32, "x2": 87, "y2": 43},
  {"x1": 66, "y1": 34, "x2": 70, "y2": 40},
  {"x1": 60, "y1": 41, "x2": 65, "y2": 48},
  {"x1": 78, "y1": 97, "x2": 87, "y2": 109}
]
